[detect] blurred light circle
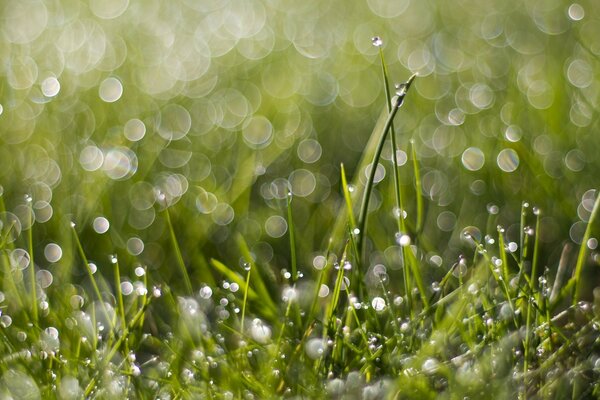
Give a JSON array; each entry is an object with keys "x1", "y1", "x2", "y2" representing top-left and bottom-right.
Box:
[
  {"x1": 211, "y1": 203, "x2": 234, "y2": 225},
  {"x1": 89, "y1": 0, "x2": 129, "y2": 19},
  {"x1": 297, "y1": 139, "x2": 322, "y2": 164},
  {"x1": 102, "y1": 147, "x2": 137, "y2": 180},
  {"x1": 126, "y1": 237, "x2": 144, "y2": 256},
  {"x1": 7, "y1": 55, "x2": 38, "y2": 90},
  {"x1": 44, "y1": 243, "x2": 63, "y2": 263},
  {"x1": 265, "y1": 215, "x2": 287, "y2": 238},
  {"x1": 461, "y1": 147, "x2": 485, "y2": 171},
  {"x1": 79, "y1": 146, "x2": 104, "y2": 171},
  {"x1": 41, "y1": 77, "x2": 60, "y2": 97},
  {"x1": 124, "y1": 119, "x2": 146, "y2": 141},
  {"x1": 158, "y1": 104, "x2": 192, "y2": 140},
  {"x1": 1, "y1": 0, "x2": 48, "y2": 44},
  {"x1": 437, "y1": 211, "x2": 457, "y2": 232},
  {"x1": 129, "y1": 181, "x2": 156, "y2": 210},
  {"x1": 270, "y1": 178, "x2": 291, "y2": 199},
  {"x1": 36, "y1": 270, "x2": 53, "y2": 289},
  {"x1": 93, "y1": 217, "x2": 110, "y2": 234},
  {"x1": 527, "y1": 80, "x2": 554, "y2": 109},
  {"x1": 33, "y1": 201, "x2": 53, "y2": 223},
  {"x1": 364, "y1": 163, "x2": 386, "y2": 184},
  {"x1": 242, "y1": 115, "x2": 273, "y2": 148},
  {"x1": 582, "y1": 189, "x2": 597, "y2": 212},
  {"x1": 159, "y1": 137, "x2": 193, "y2": 168},
  {"x1": 497, "y1": 148, "x2": 519, "y2": 172},
  {"x1": 128, "y1": 208, "x2": 156, "y2": 230},
  {"x1": 565, "y1": 149, "x2": 586, "y2": 172},
  {"x1": 10, "y1": 248, "x2": 30, "y2": 270},
  {"x1": 469, "y1": 84, "x2": 494, "y2": 109},
  {"x1": 0, "y1": 212, "x2": 22, "y2": 244},
  {"x1": 504, "y1": 125, "x2": 522, "y2": 142},
  {"x1": 196, "y1": 189, "x2": 218, "y2": 214},
  {"x1": 121, "y1": 281, "x2": 134, "y2": 296},
  {"x1": 289, "y1": 169, "x2": 316, "y2": 197},
  {"x1": 99, "y1": 77, "x2": 123, "y2": 102},
  {"x1": 570, "y1": 221, "x2": 586, "y2": 244},
  {"x1": 367, "y1": 0, "x2": 409, "y2": 17},
  {"x1": 567, "y1": 59, "x2": 593, "y2": 88},
  {"x1": 568, "y1": 3, "x2": 585, "y2": 21}
]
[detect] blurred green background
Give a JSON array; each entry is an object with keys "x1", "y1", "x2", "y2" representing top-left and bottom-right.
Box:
[{"x1": 1, "y1": 0, "x2": 599, "y2": 293}]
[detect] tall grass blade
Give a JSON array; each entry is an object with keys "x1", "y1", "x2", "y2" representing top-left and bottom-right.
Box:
[
  {"x1": 164, "y1": 207, "x2": 193, "y2": 295},
  {"x1": 410, "y1": 141, "x2": 423, "y2": 234},
  {"x1": 340, "y1": 163, "x2": 357, "y2": 230},
  {"x1": 357, "y1": 73, "x2": 417, "y2": 260},
  {"x1": 571, "y1": 191, "x2": 600, "y2": 303},
  {"x1": 287, "y1": 193, "x2": 297, "y2": 283}
]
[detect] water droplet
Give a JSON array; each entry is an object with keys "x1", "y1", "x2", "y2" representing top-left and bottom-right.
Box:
[
  {"x1": 318, "y1": 284, "x2": 330, "y2": 298},
  {"x1": 486, "y1": 203, "x2": 499, "y2": 215},
  {"x1": 371, "y1": 36, "x2": 383, "y2": 47},
  {"x1": 93, "y1": 217, "x2": 110, "y2": 234},
  {"x1": 507, "y1": 242, "x2": 518, "y2": 253},
  {"x1": 422, "y1": 358, "x2": 439, "y2": 375},
  {"x1": 371, "y1": 297, "x2": 386, "y2": 311},
  {"x1": 121, "y1": 281, "x2": 134, "y2": 296},
  {"x1": 312, "y1": 255, "x2": 327, "y2": 270},
  {"x1": 44, "y1": 243, "x2": 63, "y2": 263},
  {"x1": 396, "y1": 233, "x2": 411, "y2": 247},
  {"x1": 199, "y1": 286, "x2": 213, "y2": 299},
  {"x1": 88, "y1": 263, "x2": 97, "y2": 274},
  {"x1": 1, "y1": 315, "x2": 12, "y2": 327},
  {"x1": 250, "y1": 318, "x2": 272, "y2": 344},
  {"x1": 305, "y1": 338, "x2": 327, "y2": 359}
]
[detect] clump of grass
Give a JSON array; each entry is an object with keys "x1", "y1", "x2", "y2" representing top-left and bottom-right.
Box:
[{"x1": 1, "y1": 49, "x2": 600, "y2": 400}]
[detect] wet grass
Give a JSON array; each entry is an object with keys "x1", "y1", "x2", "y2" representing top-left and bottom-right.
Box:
[{"x1": 1, "y1": 63, "x2": 600, "y2": 399}]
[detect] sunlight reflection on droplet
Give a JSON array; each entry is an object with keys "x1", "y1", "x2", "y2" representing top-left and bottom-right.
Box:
[
  {"x1": 41, "y1": 77, "x2": 60, "y2": 97},
  {"x1": 568, "y1": 4, "x2": 585, "y2": 21},
  {"x1": 44, "y1": 243, "x2": 62, "y2": 263},
  {"x1": 99, "y1": 77, "x2": 123, "y2": 103},
  {"x1": 497, "y1": 149, "x2": 519, "y2": 172},
  {"x1": 461, "y1": 147, "x2": 485, "y2": 171},
  {"x1": 124, "y1": 119, "x2": 146, "y2": 142},
  {"x1": 93, "y1": 217, "x2": 110, "y2": 234}
]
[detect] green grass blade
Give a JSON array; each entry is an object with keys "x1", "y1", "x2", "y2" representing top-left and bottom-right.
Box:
[
  {"x1": 287, "y1": 193, "x2": 297, "y2": 283},
  {"x1": 571, "y1": 191, "x2": 600, "y2": 304},
  {"x1": 210, "y1": 258, "x2": 259, "y2": 302},
  {"x1": 410, "y1": 140, "x2": 423, "y2": 234},
  {"x1": 164, "y1": 207, "x2": 193, "y2": 296},
  {"x1": 340, "y1": 163, "x2": 357, "y2": 230},
  {"x1": 357, "y1": 73, "x2": 417, "y2": 260}
]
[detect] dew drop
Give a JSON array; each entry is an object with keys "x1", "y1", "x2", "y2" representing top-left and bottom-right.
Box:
[
  {"x1": 371, "y1": 36, "x2": 383, "y2": 47},
  {"x1": 199, "y1": 286, "x2": 213, "y2": 299},
  {"x1": 371, "y1": 296, "x2": 386, "y2": 311}
]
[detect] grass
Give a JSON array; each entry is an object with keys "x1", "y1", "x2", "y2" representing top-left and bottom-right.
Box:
[
  {"x1": 1, "y1": 65, "x2": 599, "y2": 397},
  {"x1": 1, "y1": 1, "x2": 600, "y2": 398}
]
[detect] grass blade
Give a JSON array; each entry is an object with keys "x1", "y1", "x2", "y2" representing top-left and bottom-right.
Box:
[
  {"x1": 571, "y1": 191, "x2": 600, "y2": 304},
  {"x1": 357, "y1": 73, "x2": 417, "y2": 261}
]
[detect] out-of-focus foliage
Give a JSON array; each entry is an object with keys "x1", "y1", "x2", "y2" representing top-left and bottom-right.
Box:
[{"x1": 1, "y1": 0, "x2": 599, "y2": 276}]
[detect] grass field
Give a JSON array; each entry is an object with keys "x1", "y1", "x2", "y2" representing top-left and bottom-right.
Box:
[{"x1": 1, "y1": 0, "x2": 600, "y2": 398}]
